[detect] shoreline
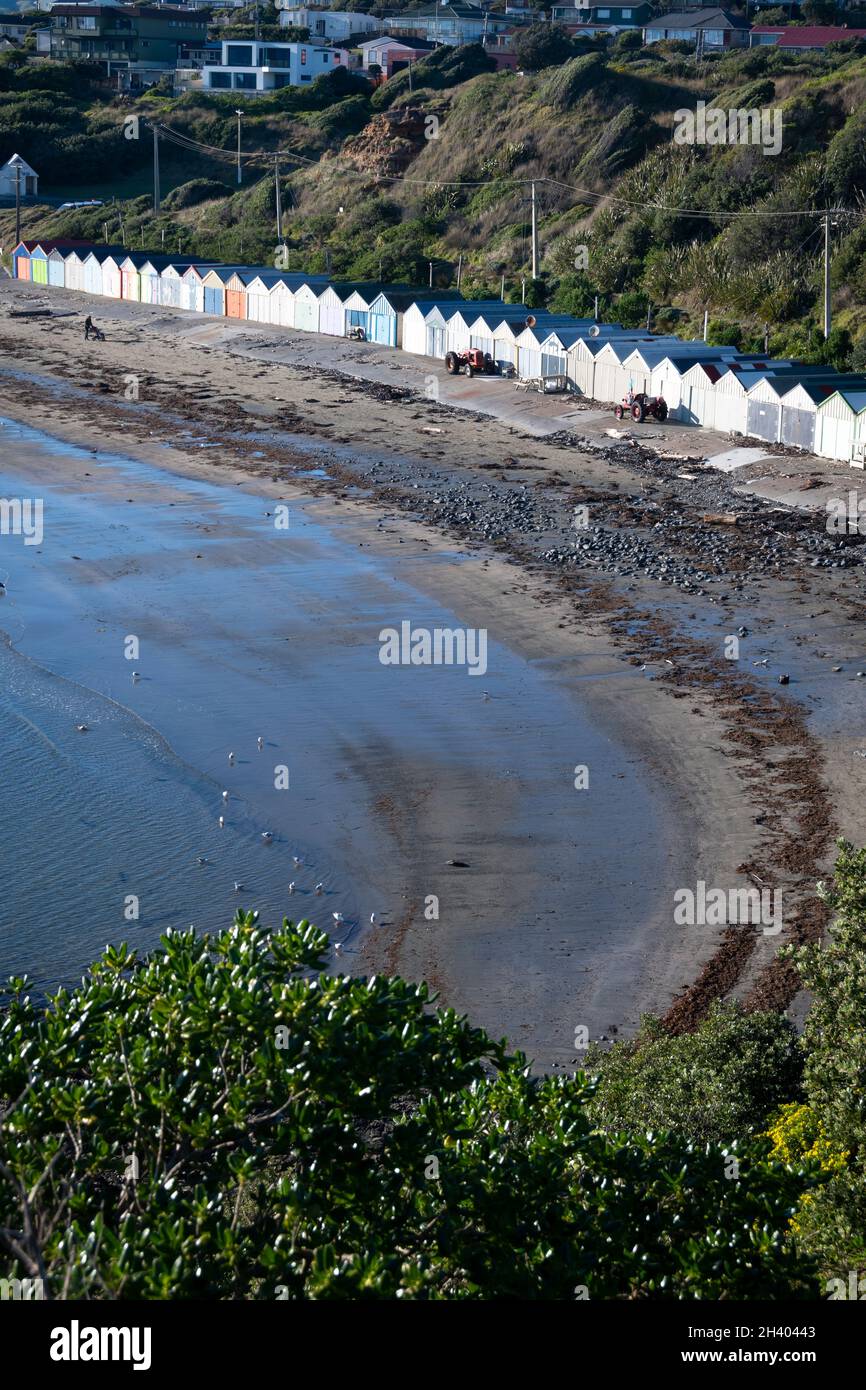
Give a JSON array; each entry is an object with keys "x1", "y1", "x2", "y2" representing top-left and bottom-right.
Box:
[{"x1": 1, "y1": 283, "x2": 862, "y2": 1035}]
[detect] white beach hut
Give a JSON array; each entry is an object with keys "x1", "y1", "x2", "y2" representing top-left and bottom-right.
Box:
[
  {"x1": 64, "y1": 250, "x2": 86, "y2": 293},
  {"x1": 292, "y1": 282, "x2": 321, "y2": 334},
  {"x1": 181, "y1": 265, "x2": 209, "y2": 314},
  {"x1": 317, "y1": 282, "x2": 355, "y2": 338},
  {"x1": 267, "y1": 279, "x2": 294, "y2": 328},
  {"x1": 445, "y1": 302, "x2": 504, "y2": 357},
  {"x1": 815, "y1": 389, "x2": 866, "y2": 463},
  {"x1": 82, "y1": 251, "x2": 103, "y2": 297},
  {"x1": 100, "y1": 254, "x2": 123, "y2": 299}
]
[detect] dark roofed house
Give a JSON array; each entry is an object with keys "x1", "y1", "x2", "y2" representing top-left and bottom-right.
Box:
[{"x1": 643, "y1": 9, "x2": 750, "y2": 47}]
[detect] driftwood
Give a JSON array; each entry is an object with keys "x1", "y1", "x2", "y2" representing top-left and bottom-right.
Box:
[
  {"x1": 701, "y1": 511, "x2": 740, "y2": 526},
  {"x1": 7, "y1": 308, "x2": 76, "y2": 319}
]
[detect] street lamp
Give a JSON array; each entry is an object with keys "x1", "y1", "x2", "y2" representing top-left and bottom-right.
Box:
[{"x1": 235, "y1": 109, "x2": 244, "y2": 186}]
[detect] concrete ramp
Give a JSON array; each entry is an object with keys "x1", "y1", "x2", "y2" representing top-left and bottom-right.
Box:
[{"x1": 704, "y1": 447, "x2": 775, "y2": 473}]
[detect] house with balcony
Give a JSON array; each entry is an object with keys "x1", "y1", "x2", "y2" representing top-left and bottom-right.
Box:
[
  {"x1": 276, "y1": 6, "x2": 382, "y2": 41},
  {"x1": 49, "y1": 4, "x2": 208, "y2": 77},
  {"x1": 386, "y1": 2, "x2": 513, "y2": 48},
  {"x1": 202, "y1": 39, "x2": 348, "y2": 92},
  {"x1": 551, "y1": 3, "x2": 652, "y2": 30}
]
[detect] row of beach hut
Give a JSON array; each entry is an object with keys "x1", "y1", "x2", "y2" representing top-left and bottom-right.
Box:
[{"x1": 12, "y1": 238, "x2": 866, "y2": 465}]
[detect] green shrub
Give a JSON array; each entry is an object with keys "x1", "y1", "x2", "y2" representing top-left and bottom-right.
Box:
[
  {"x1": 0, "y1": 915, "x2": 819, "y2": 1299},
  {"x1": 163, "y1": 177, "x2": 232, "y2": 210},
  {"x1": 586, "y1": 1003, "x2": 803, "y2": 1146}
]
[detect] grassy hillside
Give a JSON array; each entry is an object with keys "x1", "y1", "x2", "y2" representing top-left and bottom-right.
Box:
[{"x1": 6, "y1": 38, "x2": 866, "y2": 364}]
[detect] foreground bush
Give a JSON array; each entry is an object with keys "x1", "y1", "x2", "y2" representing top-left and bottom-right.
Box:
[
  {"x1": 0, "y1": 915, "x2": 818, "y2": 1299},
  {"x1": 585, "y1": 1003, "x2": 803, "y2": 1145}
]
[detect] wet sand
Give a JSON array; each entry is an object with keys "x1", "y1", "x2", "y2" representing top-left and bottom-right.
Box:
[
  {"x1": 1, "y1": 277, "x2": 864, "y2": 1046},
  {"x1": 0, "y1": 417, "x2": 704, "y2": 1068}
]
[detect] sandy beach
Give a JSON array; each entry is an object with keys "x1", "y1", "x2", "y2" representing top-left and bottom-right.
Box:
[{"x1": 1, "y1": 275, "x2": 864, "y2": 1054}]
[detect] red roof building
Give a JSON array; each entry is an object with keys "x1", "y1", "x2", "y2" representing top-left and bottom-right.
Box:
[{"x1": 751, "y1": 25, "x2": 866, "y2": 48}]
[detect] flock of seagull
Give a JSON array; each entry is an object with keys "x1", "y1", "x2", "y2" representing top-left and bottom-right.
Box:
[{"x1": 215, "y1": 737, "x2": 381, "y2": 955}]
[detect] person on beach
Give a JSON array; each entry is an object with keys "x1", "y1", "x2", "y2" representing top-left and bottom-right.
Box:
[{"x1": 84, "y1": 315, "x2": 93, "y2": 340}]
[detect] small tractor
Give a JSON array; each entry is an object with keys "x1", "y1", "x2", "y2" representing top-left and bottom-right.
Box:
[
  {"x1": 445, "y1": 348, "x2": 496, "y2": 378},
  {"x1": 614, "y1": 390, "x2": 668, "y2": 423}
]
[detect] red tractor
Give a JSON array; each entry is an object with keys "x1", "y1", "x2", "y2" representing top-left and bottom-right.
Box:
[
  {"x1": 445, "y1": 348, "x2": 495, "y2": 378},
  {"x1": 615, "y1": 390, "x2": 668, "y2": 423}
]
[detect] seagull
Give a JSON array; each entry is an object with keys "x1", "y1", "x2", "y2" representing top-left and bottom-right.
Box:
[
  {"x1": 332, "y1": 911, "x2": 344, "y2": 923},
  {"x1": 261, "y1": 830, "x2": 273, "y2": 843},
  {"x1": 233, "y1": 881, "x2": 243, "y2": 893},
  {"x1": 369, "y1": 912, "x2": 379, "y2": 925},
  {"x1": 292, "y1": 856, "x2": 303, "y2": 868},
  {"x1": 132, "y1": 671, "x2": 140, "y2": 681},
  {"x1": 315, "y1": 882, "x2": 324, "y2": 895},
  {"x1": 197, "y1": 856, "x2": 209, "y2": 866},
  {"x1": 257, "y1": 736, "x2": 264, "y2": 750},
  {"x1": 76, "y1": 724, "x2": 89, "y2": 733},
  {"x1": 288, "y1": 881, "x2": 296, "y2": 894},
  {"x1": 482, "y1": 690, "x2": 490, "y2": 702},
  {"x1": 228, "y1": 752, "x2": 235, "y2": 766},
  {"x1": 334, "y1": 941, "x2": 344, "y2": 955},
  {"x1": 222, "y1": 790, "x2": 229, "y2": 803},
  {"x1": 218, "y1": 815, "x2": 225, "y2": 829}
]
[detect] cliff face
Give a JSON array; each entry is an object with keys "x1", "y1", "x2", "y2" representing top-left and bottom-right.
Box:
[{"x1": 339, "y1": 108, "x2": 431, "y2": 178}]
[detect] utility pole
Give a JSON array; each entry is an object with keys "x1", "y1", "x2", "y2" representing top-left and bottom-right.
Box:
[
  {"x1": 823, "y1": 211, "x2": 831, "y2": 340},
  {"x1": 152, "y1": 125, "x2": 161, "y2": 212},
  {"x1": 646, "y1": 302, "x2": 652, "y2": 332},
  {"x1": 521, "y1": 276, "x2": 526, "y2": 303},
  {"x1": 274, "y1": 156, "x2": 282, "y2": 242},
  {"x1": 456, "y1": 252, "x2": 463, "y2": 288},
  {"x1": 235, "y1": 109, "x2": 244, "y2": 186},
  {"x1": 593, "y1": 294, "x2": 598, "y2": 321},
  {"x1": 103, "y1": 220, "x2": 109, "y2": 244},
  {"x1": 407, "y1": 59, "x2": 413, "y2": 94},
  {"x1": 429, "y1": 261, "x2": 433, "y2": 288},
  {"x1": 703, "y1": 307, "x2": 708, "y2": 341},
  {"x1": 530, "y1": 180, "x2": 538, "y2": 281},
  {"x1": 500, "y1": 272, "x2": 505, "y2": 300},
  {"x1": 14, "y1": 160, "x2": 20, "y2": 246}
]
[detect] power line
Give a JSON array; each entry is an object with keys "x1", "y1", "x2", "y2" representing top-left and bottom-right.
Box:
[{"x1": 147, "y1": 121, "x2": 865, "y2": 225}]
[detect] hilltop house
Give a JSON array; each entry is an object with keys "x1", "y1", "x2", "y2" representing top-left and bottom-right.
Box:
[
  {"x1": 202, "y1": 38, "x2": 348, "y2": 92},
  {"x1": 643, "y1": 8, "x2": 750, "y2": 47},
  {"x1": 750, "y1": 25, "x2": 866, "y2": 49},
  {"x1": 0, "y1": 11, "x2": 33, "y2": 40},
  {"x1": 276, "y1": 6, "x2": 382, "y2": 41},
  {"x1": 385, "y1": 2, "x2": 513, "y2": 47},
  {"x1": 0, "y1": 153, "x2": 38, "y2": 199},
  {"x1": 357, "y1": 35, "x2": 438, "y2": 75},
  {"x1": 49, "y1": 3, "x2": 208, "y2": 83},
  {"x1": 551, "y1": 4, "x2": 652, "y2": 31}
]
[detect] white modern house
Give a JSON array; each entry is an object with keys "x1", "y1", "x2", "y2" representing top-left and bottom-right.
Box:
[
  {"x1": 202, "y1": 39, "x2": 347, "y2": 92},
  {"x1": 277, "y1": 6, "x2": 382, "y2": 40},
  {"x1": 0, "y1": 153, "x2": 38, "y2": 199},
  {"x1": 386, "y1": 2, "x2": 513, "y2": 47}
]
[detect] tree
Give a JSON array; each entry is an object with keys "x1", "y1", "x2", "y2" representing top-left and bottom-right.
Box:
[
  {"x1": 802, "y1": 0, "x2": 837, "y2": 22},
  {"x1": 0, "y1": 914, "x2": 819, "y2": 1299},
  {"x1": 513, "y1": 22, "x2": 575, "y2": 72}
]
